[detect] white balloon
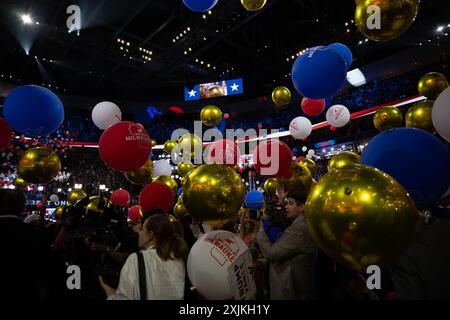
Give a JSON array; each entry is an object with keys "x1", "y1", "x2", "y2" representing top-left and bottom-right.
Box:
[
  {"x1": 306, "y1": 154, "x2": 313, "y2": 159},
  {"x1": 153, "y1": 160, "x2": 172, "y2": 177},
  {"x1": 92, "y1": 101, "x2": 122, "y2": 130},
  {"x1": 326, "y1": 104, "x2": 350, "y2": 128},
  {"x1": 308, "y1": 149, "x2": 315, "y2": 156},
  {"x1": 289, "y1": 117, "x2": 312, "y2": 140},
  {"x1": 49, "y1": 194, "x2": 59, "y2": 202},
  {"x1": 302, "y1": 146, "x2": 308, "y2": 152},
  {"x1": 187, "y1": 231, "x2": 249, "y2": 300},
  {"x1": 433, "y1": 87, "x2": 450, "y2": 142},
  {"x1": 292, "y1": 156, "x2": 297, "y2": 161}
]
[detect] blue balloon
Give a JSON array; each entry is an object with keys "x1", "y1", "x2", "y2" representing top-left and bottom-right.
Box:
[
  {"x1": 292, "y1": 148, "x2": 299, "y2": 153},
  {"x1": 291, "y1": 46, "x2": 347, "y2": 99},
  {"x1": 4, "y1": 85, "x2": 64, "y2": 137},
  {"x1": 177, "y1": 188, "x2": 183, "y2": 197},
  {"x1": 182, "y1": 0, "x2": 218, "y2": 12},
  {"x1": 327, "y1": 43, "x2": 353, "y2": 69},
  {"x1": 245, "y1": 190, "x2": 265, "y2": 210},
  {"x1": 361, "y1": 128, "x2": 450, "y2": 208}
]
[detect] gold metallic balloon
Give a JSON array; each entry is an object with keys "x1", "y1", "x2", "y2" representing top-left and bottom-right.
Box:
[
  {"x1": 17, "y1": 147, "x2": 61, "y2": 184},
  {"x1": 405, "y1": 100, "x2": 435, "y2": 133},
  {"x1": 12, "y1": 177, "x2": 27, "y2": 190},
  {"x1": 272, "y1": 86, "x2": 291, "y2": 107},
  {"x1": 418, "y1": 72, "x2": 449, "y2": 100},
  {"x1": 305, "y1": 164, "x2": 418, "y2": 272},
  {"x1": 178, "y1": 133, "x2": 203, "y2": 159},
  {"x1": 151, "y1": 139, "x2": 157, "y2": 148},
  {"x1": 300, "y1": 158, "x2": 316, "y2": 174},
  {"x1": 328, "y1": 152, "x2": 361, "y2": 172},
  {"x1": 178, "y1": 162, "x2": 194, "y2": 178},
  {"x1": 125, "y1": 160, "x2": 154, "y2": 185},
  {"x1": 68, "y1": 190, "x2": 88, "y2": 205},
  {"x1": 177, "y1": 194, "x2": 184, "y2": 204},
  {"x1": 277, "y1": 163, "x2": 313, "y2": 196},
  {"x1": 164, "y1": 140, "x2": 178, "y2": 154},
  {"x1": 54, "y1": 205, "x2": 66, "y2": 221},
  {"x1": 153, "y1": 175, "x2": 178, "y2": 195},
  {"x1": 355, "y1": 0, "x2": 420, "y2": 42},
  {"x1": 264, "y1": 178, "x2": 278, "y2": 195},
  {"x1": 174, "y1": 202, "x2": 188, "y2": 218},
  {"x1": 200, "y1": 105, "x2": 223, "y2": 127},
  {"x1": 183, "y1": 164, "x2": 245, "y2": 227},
  {"x1": 241, "y1": 0, "x2": 267, "y2": 11},
  {"x1": 373, "y1": 106, "x2": 403, "y2": 132},
  {"x1": 86, "y1": 196, "x2": 110, "y2": 213}
]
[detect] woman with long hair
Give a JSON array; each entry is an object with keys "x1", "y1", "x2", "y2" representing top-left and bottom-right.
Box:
[{"x1": 99, "y1": 214, "x2": 189, "y2": 300}]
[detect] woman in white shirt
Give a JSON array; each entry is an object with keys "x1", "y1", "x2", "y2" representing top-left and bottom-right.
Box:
[{"x1": 99, "y1": 214, "x2": 189, "y2": 300}]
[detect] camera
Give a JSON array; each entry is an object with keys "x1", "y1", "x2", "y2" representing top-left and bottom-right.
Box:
[{"x1": 264, "y1": 201, "x2": 292, "y2": 231}]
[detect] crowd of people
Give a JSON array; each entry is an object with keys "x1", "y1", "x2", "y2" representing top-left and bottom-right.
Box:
[{"x1": 2, "y1": 178, "x2": 449, "y2": 300}]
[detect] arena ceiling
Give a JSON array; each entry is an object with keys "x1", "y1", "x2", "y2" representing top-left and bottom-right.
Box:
[{"x1": 0, "y1": 0, "x2": 448, "y2": 104}]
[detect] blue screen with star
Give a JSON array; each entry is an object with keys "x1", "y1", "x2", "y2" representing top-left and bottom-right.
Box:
[{"x1": 184, "y1": 78, "x2": 243, "y2": 101}]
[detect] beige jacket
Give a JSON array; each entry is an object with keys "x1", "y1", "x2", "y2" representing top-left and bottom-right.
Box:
[{"x1": 257, "y1": 215, "x2": 317, "y2": 300}]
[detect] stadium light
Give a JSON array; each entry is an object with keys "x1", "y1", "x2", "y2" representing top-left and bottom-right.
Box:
[{"x1": 21, "y1": 14, "x2": 33, "y2": 25}]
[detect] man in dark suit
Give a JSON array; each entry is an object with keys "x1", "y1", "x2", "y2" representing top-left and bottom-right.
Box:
[{"x1": 0, "y1": 189, "x2": 49, "y2": 299}]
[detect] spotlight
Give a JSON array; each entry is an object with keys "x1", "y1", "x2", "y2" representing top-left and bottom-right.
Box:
[
  {"x1": 21, "y1": 14, "x2": 33, "y2": 25},
  {"x1": 437, "y1": 26, "x2": 444, "y2": 32}
]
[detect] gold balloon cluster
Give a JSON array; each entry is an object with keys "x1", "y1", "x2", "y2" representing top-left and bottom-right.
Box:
[
  {"x1": 373, "y1": 106, "x2": 403, "y2": 132},
  {"x1": 305, "y1": 164, "x2": 418, "y2": 272},
  {"x1": 164, "y1": 140, "x2": 178, "y2": 154},
  {"x1": 17, "y1": 147, "x2": 61, "y2": 184},
  {"x1": 272, "y1": 86, "x2": 291, "y2": 107},
  {"x1": 405, "y1": 100, "x2": 435, "y2": 133},
  {"x1": 68, "y1": 190, "x2": 88, "y2": 205},
  {"x1": 153, "y1": 176, "x2": 178, "y2": 195},
  {"x1": 277, "y1": 163, "x2": 313, "y2": 196},
  {"x1": 328, "y1": 152, "x2": 361, "y2": 172},
  {"x1": 12, "y1": 177, "x2": 27, "y2": 190},
  {"x1": 151, "y1": 139, "x2": 157, "y2": 148},
  {"x1": 125, "y1": 160, "x2": 154, "y2": 185},
  {"x1": 183, "y1": 164, "x2": 245, "y2": 227},
  {"x1": 264, "y1": 178, "x2": 278, "y2": 195},
  {"x1": 418, "y1": 72, "x2": 449, "y2": 100},
  {"x1": 178, "y1": 162, "x2": 194, "y2": 177},
  {"x1": 200, "y1": 105, "x2": 223, "y2": 127},
  {"x1": 300, "y1": 158, "x2": 316, "y2": 175},
  {"x1": 241, "y1": 0, "x2": 267, "y2": 11},
  {"x1": 355, "y1": 0, "x2": 420, "y2": 42}
]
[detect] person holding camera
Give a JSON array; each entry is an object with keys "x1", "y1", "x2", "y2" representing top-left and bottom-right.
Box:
[{"x1": 256, "y1": 190, "x2": 317, "y2": 300}]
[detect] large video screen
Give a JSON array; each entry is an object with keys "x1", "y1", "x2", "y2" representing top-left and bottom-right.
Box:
[{"x1": 185, "y1": 78, "x2": 244, "y2": 101}]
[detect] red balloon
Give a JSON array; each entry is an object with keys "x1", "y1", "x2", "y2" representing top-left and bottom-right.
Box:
[
  {"x1": 224, "y1": 113, "x2": 230, "y2": 119},
  {"x1": 110, "y1": 189, "x2": 130, "y2": 207},
  {"x1": 330, "y1": 126, "x2": 337, "y2": 132},
  {"x1": 252, "y1": 140, "x2": 292, "y2": 178},
  {"x1": 301, "y1": 98, "x2": 326, "y2": 116},
  {"x1": 139, "y1": 182, "x2": 174, "y2": 214},
  {"x1": 207, "y1": 139, "x2": 240, "y2": 168},
  {"x1": 99, "y1": 121, "x2": 152, "y2": 172},
  {"x1": 0, "y1": 117, "x2": 12, "y2": 151},
  {"x1": 128, "y1": 205, "x2": 143, "y2": 223}
]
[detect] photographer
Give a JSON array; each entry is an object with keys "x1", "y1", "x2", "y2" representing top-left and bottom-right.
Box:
[{"x1": 256, "y1": 191, "x2": 317, "y2": 300}]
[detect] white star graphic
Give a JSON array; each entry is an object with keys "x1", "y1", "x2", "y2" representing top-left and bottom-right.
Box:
[
  {"x1": 230, "y1": 83, "x2": 239, "y2": 91},
  {"x1": 188, "y1": 89, "x2": 197, "y2": 98}
]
